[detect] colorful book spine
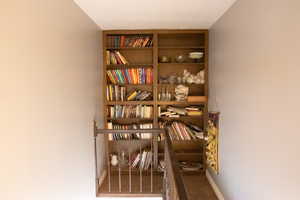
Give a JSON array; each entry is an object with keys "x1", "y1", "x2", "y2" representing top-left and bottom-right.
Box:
[
  {"x1": 106, "y1": 68, "x2": 153, "y2": 84},
  {"x1": 107, "y1": 36, "x2": 153, "y2": 48}
]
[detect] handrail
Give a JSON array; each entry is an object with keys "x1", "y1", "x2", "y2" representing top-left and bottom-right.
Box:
[
  {"x1": 96, "y1": 128, "x2": 164, "y2": 134},
  {"x1": 94, "y1": 124, "x2": 189, "y2": 199},
  {"x1": 164, "y1": 128, "x2": 189, "y2": 200}
]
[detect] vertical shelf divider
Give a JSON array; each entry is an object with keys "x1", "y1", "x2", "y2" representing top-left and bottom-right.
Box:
[{"x1": 153, "y1": 32, "x2": 159, "y2": 168}]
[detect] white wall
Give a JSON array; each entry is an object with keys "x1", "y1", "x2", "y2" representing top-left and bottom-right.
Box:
[
  {"x1": 209, "y1": 0, "x2": 300, "y2": 199},
  {"x1": 0, "y1": 1, "x2": 101, "y2": 199}
]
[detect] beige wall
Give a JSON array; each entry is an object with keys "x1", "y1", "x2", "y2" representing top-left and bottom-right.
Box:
[
  {"x1": 209, "y1": 0, "x2": 300, "y2": 199},
  {"x1": 0, "y1": 1, "x2": 102, "y2": 199}
]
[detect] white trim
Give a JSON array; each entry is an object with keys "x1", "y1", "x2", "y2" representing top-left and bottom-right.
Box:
[{"x1": 206, "y1": 170, "x2": 225, "y2": 200}]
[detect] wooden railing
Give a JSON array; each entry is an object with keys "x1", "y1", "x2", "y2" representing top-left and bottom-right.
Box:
[
  {"x1": 94, "y1": 126, "x2": 189, "y2": 199},
  {"x1": 163, "y1": 128, "x2": 189, "y2": 200}
]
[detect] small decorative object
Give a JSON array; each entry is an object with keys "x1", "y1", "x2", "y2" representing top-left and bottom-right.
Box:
[
  {"x1": 197, "y1": 70, "x2": 205, "y2": 84},
  {"x1": 183, "y1": 69, "x2": 205, "y2": 84},
  {"x1": 174, "y1": 85, "x2": 189, "y2": 101},
  {"x1": 179, "y1": 161, "x2": 203, "y2": 172},
  {"x1": 119, "y1": 151, "x2": 128, "y2": 167},
  {"x1": 159, "y1": 87, "x2": 172, "y2": 101},
  {"x1": 182, "y1": 76, "x2": 187, "y2": 84},
  {"x1": 174, "y1": 54, "x2": 186, "y2": 63},
  {"x1": 186, "y1": 76, "x2": 193, "y2": 84},
  {"x1": 111, "y1": 154, "x2": 118, "y2": 166},
  {"x1": 159, "y1": 56, "x2": 170, "y2": 63},
  {"x1": 159, "y1": 76, "x2": 169, "y2": 84},
  {"x1": 189, "y1": 52, "x2": 204, "y2": 62},
  {"x1": 167, "y1": 75, "x2": 177, "y2": 84},
  {"x1": 177, "y1": 77, "x2": 182, "y2": 84},
  {"x1": 206, "y1": 112, "x2": 220, "y2": 174}
]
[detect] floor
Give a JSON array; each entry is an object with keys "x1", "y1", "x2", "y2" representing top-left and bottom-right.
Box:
[{"x1": 97, "y1": 172, "x2": 218, "y2": 200}]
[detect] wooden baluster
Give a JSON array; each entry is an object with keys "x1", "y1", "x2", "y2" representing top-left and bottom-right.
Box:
[
  {"x1": 118, "y1": 150, "x2": 121, "y2": 192},
  {"x1": 139, "y1": 133, "x2": 142, "y2": 192},
  {"x1": 107, "y1": 135, "x2": 111, "y2": 193},
  {"x1": 129, "y1": 149, "x2": 131, "y2": 193},
  {"x1": 151, "y1": 134, "x2": 153, "y2": 193}
]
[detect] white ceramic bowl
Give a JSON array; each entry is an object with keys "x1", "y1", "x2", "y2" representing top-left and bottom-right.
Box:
[{"x1": 189, "y1": 52, "x2": 204, "y2": 59}]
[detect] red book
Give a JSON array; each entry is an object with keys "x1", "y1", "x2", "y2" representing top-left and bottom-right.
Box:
[
  {"x1": 113, "y1": 52, "x2": 123, "y2": 64},
  {"x1": 120, "y1": 36, "x2": 125, "y2": 47},
  {"x1": 130, "y1": 68, "x2": 135, "y2": 84}
]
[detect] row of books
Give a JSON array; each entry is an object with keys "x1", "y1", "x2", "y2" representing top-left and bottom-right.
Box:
[
  {"x1": 131, "y1": 151, "x2": 153, "y2": 171},
  {"x1": 106, "y1": 85, "x2": 126, "y2": 101},
  {"x1": 106, "y1": 85, "x2": 152, "y2": 101},
  {"x1": 158, "y1": 106, "x2": 203, "y2": 118},
  {"x1": 163, "y1": 121, "x2": 204, "y2": 141},
  {"x1": 107, "y1": 36, "x2": 153, "y2": 48},
  {"x1": 106, "y1": 51, "x2": 129, "y2": 65},
  {"x1": 108, "y1": 105, "x2": 153, "y2": 119},
  {"x1": 127, "y1": 90, "x2": 152, "y2": 101},
  {"x1": 106, "y1": 68, "x2": 153, "y2": 84},
  {"x1": 107, "y1": 122, "x2": 153, "y2": 140}
]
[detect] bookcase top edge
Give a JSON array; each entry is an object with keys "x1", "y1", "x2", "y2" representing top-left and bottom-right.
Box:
[{"x1": 103, "y1": 29, "x2": 209, "y2": 35}]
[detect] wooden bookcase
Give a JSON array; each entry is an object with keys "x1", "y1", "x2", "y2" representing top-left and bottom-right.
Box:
[{"x1": 102, "y1": 30, "x2": 209, "y2": 173}]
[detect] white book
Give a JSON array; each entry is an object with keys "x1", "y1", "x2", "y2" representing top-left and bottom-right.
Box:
[
  {"x1": 132, "y1": 153, "x2": 140, "y2": 168},
  {"x1": 145, "y1": 152, "x2": 152, "y2": 170},
  {"x1": 139, "y1": 151, "x2": 147, "y2": 170}
]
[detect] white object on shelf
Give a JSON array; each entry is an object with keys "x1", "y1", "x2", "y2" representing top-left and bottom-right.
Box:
[{"x1": 189, "y1": 52, "x2": 204, "y2": 59}]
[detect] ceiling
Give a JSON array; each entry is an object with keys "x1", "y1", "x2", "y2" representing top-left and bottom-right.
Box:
[{"x1": 74, "y1": 0, "x2": 237, "y2": 30}]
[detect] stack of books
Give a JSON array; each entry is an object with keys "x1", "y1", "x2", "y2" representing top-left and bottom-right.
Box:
[
  {"x1": 158, "y1": 106, "x2": 203, "y2": 118},
  {"x1": 163, "y1": 121, "x2": 204, "y2": 141},
  {"x1": 107, "y1": 36, "x2": 153, "y2": 48},
  {"x1": 108, "y1": 105, "x2": 153, "y2": 119},
  {"x1": 106, "y1": 86, "x2": 152, "y2": 101},
  {"x1": 106, "y1": 51, "x2": 129, "y2": 65},
  {"x1": 106, "y1": 68, "x2": 153, "y2": 84},
  {"x1": 131, "y1": 151, "x2": 153, "y2": 171},
  {"x1": 127, "y1": 90, "x2": 152, "y2": 101},
  {"x1": 107, "y1": 122, "x2": 153, "y2": 140},
  {"x1": 186, "y1": 106, "x2": 203, "y2": 116},
  {"x1": 106, "y1": 85, "x2": 126, "y2": 101}
]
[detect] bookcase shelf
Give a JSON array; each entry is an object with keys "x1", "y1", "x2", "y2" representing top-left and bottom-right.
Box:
[
  {"x1": 109, "y1": 139, "x2": 153, "y2": 143},
  {"x1": 107, "y1": 101, "x2": 154, "y2": 105},
  {"x1": 158, "y1": 62, "x2": 205, "y2": 65},
  {"x1": 158, "y1": 83, "x2": 205, "y2": 87},
  {"x1": 107, "y1": 117, "x2": 154, "y2": 121},
  {"x1": 103, "y1": 29, "x2": 209, "y2": 175},
  {"x1": 158, "y1": 152, "x2": 203, "y2": 156},
  {"x1": 106, "y1": 47, "x2": 153, "y2": 50},
  {"x1": 158, "y1": 46, "x2": 205, "y2": 49},
  {"x1": 157, "y1": 101, "x2": 207, "y2": 105},
  {"x1": 159, "y1": 115, "x2": 203, "y2": 120},
  {"x1": 107, "y1": 83, "x2": 153, "y2": 86},
  {"x1": 107, "y1": 64, "x2": 153, "y2": 68}
]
